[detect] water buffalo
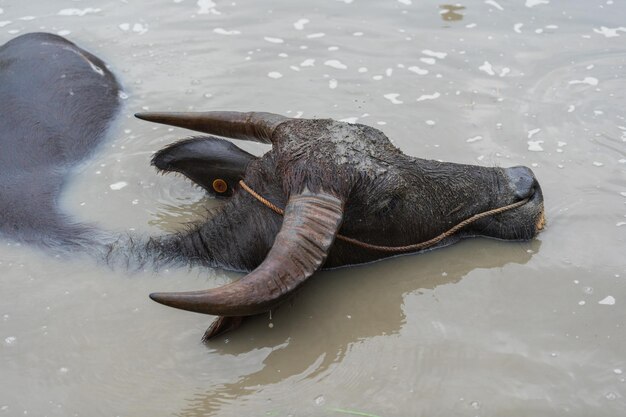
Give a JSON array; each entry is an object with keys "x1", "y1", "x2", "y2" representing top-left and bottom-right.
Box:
[{"x1": 0, "y1": 33, "x2": 545, "y2": 340}]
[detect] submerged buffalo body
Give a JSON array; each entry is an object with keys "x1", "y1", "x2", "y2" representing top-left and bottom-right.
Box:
[{"x1": 0, "y1": 33, "x2": 545, "y2": 339}]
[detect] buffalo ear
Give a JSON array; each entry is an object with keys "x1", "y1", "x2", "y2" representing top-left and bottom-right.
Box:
[{"x1": 152, "y1": 136, "x2": 256, "y2": 197}]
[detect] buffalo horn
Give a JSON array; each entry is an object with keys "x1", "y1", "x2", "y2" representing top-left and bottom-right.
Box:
[
  {"x1": 149, "y1": 189, "x2": 344, "y2": 316},
  {"x1": 135, "y1": 111, "x2": 288, "y2": 144}
]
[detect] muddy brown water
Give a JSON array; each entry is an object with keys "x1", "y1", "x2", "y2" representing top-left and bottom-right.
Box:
[{"x1": 1, "y1": 0, "x2": 625, "y2": 416}]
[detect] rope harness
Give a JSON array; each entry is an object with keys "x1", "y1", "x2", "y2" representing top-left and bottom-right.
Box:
[{"x1": 239, "y1": 180, "x2": 528, "y2": 253}]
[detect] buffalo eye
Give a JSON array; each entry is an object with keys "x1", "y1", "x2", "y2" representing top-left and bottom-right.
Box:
[{"x1": 212, "y1": 178, "x2": 228, "y2": 194}]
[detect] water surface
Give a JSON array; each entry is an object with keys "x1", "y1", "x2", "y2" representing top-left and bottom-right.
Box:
[{"x1": 1, "y1": 0, "x2": 625, "y2": 416}]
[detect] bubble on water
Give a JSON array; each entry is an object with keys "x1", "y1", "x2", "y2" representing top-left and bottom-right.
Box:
[
  {"x1": 551, "y1": 352, "x2": 558, "y2": 357},
  {"x1": 314, "y1": 395, "x2": 326, "y2": 406},
  {"x1": 514, "y1": 23, "x2": 523, "y2": 33},
  {"x1": 426, "y1": 120, "x2": 436, "y2": 126},
  {"x1": 329, "y1": 79, "x2": 338, "y2": 89},
  {"x1": 353, "y1": 31, "x2": 364, "y2": 36},
  {"x1": 267, "y1": 72, "x2": 283, "y2": 79},
  {"x1": 583, "y1": 286, "x2": 594, "y2": 294},
  {"x1": 4, "y1": 336, "x2": 16, "y2": 345},
  {"x1": 470, "y1": 400, "x2": 480, "y2": 409},
  {"x1": 592, "y1": 161, "x2": 604, "y2": 167},
  {"x1": 59, "y1": 367, "x2": 69, "y2": 374},
  {"x1": 614, "y1": 368, "x2": 623, "y2": 375},
  {"x1": 358, "y1": 67, "x2": 368, "y2": 73},
  {"x1": 578, "y1": 300, "x2": 586, "y2": 305},
  {"x1": 605, "y1": 392, "x2": 617, "y2": 400},
  {"x1": 420, "y1": 57, "x2": 436, "y2": 65},
  {"x1": 118, "y1": 91, "x2": 129, "y2": 100}
]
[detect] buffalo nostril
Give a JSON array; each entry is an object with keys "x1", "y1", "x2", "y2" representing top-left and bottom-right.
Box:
[{"x1": 505, "y1": 166, "x2": 537, "y2": 200}]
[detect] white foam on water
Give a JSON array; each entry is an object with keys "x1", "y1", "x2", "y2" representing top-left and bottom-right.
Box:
[
  {"x1": 294, "y1": 18, "x2": 309, "y2": 30},
  {"x1": 264, "y1": 37, "x2": 284, "y2": 44},
  {"x1": 340, "y1": 117, "x2": 358, "y2": 123},
  {"x1": 527, "y1": 128, "x2": 541, "y2": 139},
  {"x1": 0, "y1": 21, "x2": 11, "y2": 28},
  {"x1": 110, "y1": 182, "x2": 128, "y2": 191},
  {"x1": 416, "y1": 92, "x2": 441, "y2": 101},
  {"x1": 307, "y1": 33, "x2": 325, "y2": 39},
  {"x1": 466, "y1": 23, "x2": 477, "y2": 28},
  {"x1": 479, "y1": 61, "x2": 495, "y2": 75},
  {"x1": 0, "y1": 8, "x2": 3, "y2": 15},
  {"x1": 485, "y1": 0, "x2": 504, "y2": 11},
  {"x1": 214, "y1": 28, "x2": 241, "y2": 35},
  {"x1": 569, "y1": 77, "x2": 599, "y2": 86},
  {"x1": 592, "y1": 161, "x2": 604, "y2": 167},
  {"x1": 324, "y1": 59, "x2": 347, "y2": 69},
  {"x1": 420, "y1": 57, "x2": 436, "y2": 65},
  {"x1": 514, "y1": 23, "x2": 523, "y2": 33},
  {"x1": 197, "y1": 0, "x2": 220, "y2": 15},
  {"x1": 598, "y1": 296, "x2": 615, "y2": 305},
  {"x1": 467, "y1": 136, "x2": 483, "y2": 143},
  {"x1": 384, "y1": 93, "x2": 403, "y2": 104},
  {"x1": 300, "y1": 59, "x2": 315, "y2": 67},
  {"x1": 567, "y1": 104, "x2": 576, "y2": 112},
  {"x1": 132, "y1": 23, "x2": 148, "y2": 35},
  {"x1": 19, "y1": 16, "x2": 36, "y2": 21},
  {"x1": 268, "y1": 72, "x2": 283, "y2": 79},
  {"x1": 57, "y1": 30, "x2": 71, "y2": 36},
  {"x1": 408, "y1": 66, "x2": 428, "y2": 75},
  {"x1": 525, "y1": 0, "x2": 549, "y2": 7},
  {"x1": 329, "y1": 79, "x2": 338, "y2": 89},
  {"x1": 358, "y1": 67, "x2": 368, "y2": 73},
  {"x1": 593, "y1": 26, "x2": 626, "y2": 38},
  {"x1": 422, "y1": 50, "x2": 447, "y2": 59},
  {"x1": 58, "y1": 8, "x2": 102, "y2": 16},
  {"x1": 527, "y1": 140, "x2": 544, "y2": 151},
  {"x1": 398, "y1": 0, "x2": 412, "y2": 5}
]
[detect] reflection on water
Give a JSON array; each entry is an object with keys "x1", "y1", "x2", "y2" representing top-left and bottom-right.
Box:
[
  {"x1": 1, "y1": 0, "x2": 626, "y2": 415},
  {"x1": 440, "y1": 4, "x2": 465, "y2": 22},
  {"x1": 179, "y1": 240, "x2": 538, "y2": 415}
]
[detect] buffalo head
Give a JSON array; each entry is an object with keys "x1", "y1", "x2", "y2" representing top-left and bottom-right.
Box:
[{"x1": 135, "y1": 111, "x2": 545, "y2": 339}]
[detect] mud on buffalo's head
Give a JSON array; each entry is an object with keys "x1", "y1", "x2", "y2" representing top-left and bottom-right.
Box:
[{"x1": 136, "y1": 111, "x2": 545, "y2": 329}]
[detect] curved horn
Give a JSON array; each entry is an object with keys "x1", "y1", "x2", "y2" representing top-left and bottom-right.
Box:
[
  {"x1": 135, "y1": 111, "x2": 288, "y2": 144},
  {"x1": 149, "y1": 189, "x2": 344, "y2": 316}
]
